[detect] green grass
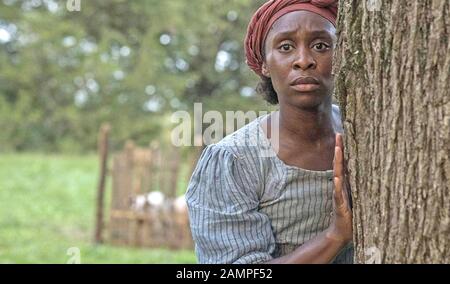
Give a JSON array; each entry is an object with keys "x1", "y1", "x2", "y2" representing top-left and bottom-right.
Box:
[{"x1": 0, "y1": 154, "x2": 196, "y2": 264}]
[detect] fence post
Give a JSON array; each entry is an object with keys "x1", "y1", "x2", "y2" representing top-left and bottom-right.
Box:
[
  {"x1": 94, "y1": 123, "x2": 111, "y2": 244},
  {"x1": 168, "y1": 147, "x2": 181, "y2": 198}
]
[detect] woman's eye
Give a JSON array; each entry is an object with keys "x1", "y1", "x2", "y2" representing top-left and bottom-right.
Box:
[
  {"x1": 279, "y1": 44, "x2": 293, "y2": 52},
  {"x1": 313, "y1": 43, "x2": 330, "y2": 51}
]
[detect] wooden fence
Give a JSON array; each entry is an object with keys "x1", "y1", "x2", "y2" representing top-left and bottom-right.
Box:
[{"x1": 95, "y1": 125, "x2": 198, "y2": 250}]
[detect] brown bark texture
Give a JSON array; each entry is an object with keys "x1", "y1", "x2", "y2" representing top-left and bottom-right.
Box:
[{"x1": 334, "y1": 0, "x2": 450, "y2": 263}]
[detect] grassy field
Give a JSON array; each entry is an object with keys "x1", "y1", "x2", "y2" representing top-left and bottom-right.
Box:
[{"x1": 0, "y1": 154, "x2": 196, "y2": 264}]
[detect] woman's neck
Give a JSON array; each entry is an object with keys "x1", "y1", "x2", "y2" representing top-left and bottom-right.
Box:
[{"x1": 280, "y1": 101, "x2": 335, "y2": 142}]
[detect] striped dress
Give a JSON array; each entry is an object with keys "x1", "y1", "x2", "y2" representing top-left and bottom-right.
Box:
[{"x1": 186, "y1": 105, "x2": 354, "y2": 264}]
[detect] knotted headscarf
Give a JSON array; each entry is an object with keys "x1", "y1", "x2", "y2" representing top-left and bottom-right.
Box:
[{"x1": 245, "y1": 0, "x2": 338, "y2": 76}]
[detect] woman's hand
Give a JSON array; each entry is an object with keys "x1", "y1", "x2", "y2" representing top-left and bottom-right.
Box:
[{"x1": 327, "y1": 133, "x2": 353, "y2": 245}]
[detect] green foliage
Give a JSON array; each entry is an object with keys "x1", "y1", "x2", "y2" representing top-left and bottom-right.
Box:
[{"x1": 0, "y1": 0, "x2": 270, "y2": 153}]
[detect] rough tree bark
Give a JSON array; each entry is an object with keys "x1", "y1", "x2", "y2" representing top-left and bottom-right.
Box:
[{"x1": 334, "y1": 0, "x2": 450, "y2": 263}]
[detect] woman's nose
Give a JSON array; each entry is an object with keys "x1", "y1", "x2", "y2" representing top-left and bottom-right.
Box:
[{"x1": 292, "y1": 47, "x2": 316, "y2": 70}]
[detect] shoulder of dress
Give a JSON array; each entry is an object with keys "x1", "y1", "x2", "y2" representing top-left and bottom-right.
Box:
[{"x1": 212, "y1": 118, "x2": 267, "y2": 162}]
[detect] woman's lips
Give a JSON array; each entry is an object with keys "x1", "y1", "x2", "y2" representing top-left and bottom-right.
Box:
[
  {"x1": 290, "y1": 76, "x2": 320, "y2": 92},
  {"x1": 291, "y1": 83, "x2": 320, "y2": 92}
]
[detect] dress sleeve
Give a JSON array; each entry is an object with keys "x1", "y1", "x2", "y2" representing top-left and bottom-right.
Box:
[{"x1": 185, "y1": 144, "x2": 276, "y2": 264}]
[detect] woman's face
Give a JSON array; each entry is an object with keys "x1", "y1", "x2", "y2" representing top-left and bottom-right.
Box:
[{"x1": 263, "y1": 10, "x2": 337, "y2": 110}]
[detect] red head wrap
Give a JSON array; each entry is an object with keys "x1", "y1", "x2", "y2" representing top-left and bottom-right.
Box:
[{"x1": 245, "y1": 0, "x2": 338, "y2": 76}]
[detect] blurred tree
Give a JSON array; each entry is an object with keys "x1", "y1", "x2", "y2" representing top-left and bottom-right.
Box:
[{"x1": 0, "y1": 0, "x2": 270, "y2": 153}]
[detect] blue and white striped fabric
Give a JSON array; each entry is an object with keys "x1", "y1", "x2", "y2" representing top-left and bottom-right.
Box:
[{"x1": 186, "y1": 105, "x2": 354, "y2": 264}]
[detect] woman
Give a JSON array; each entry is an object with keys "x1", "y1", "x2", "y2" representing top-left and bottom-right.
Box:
[{"x1": 186, "y1": 0, "x2": 353, "y2": 264}]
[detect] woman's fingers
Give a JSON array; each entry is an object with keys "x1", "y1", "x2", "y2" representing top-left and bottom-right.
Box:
[
  {"x1": 336, "y1": 133, "x2": 344, "y2": 152},
  {"x1": 334, "y1": 145, "x2": 344, "y2": 179},
  {"x1": 334, "y1": 176, "x2": 345, "y2": 209},
  {"x1": 334, "y1": 134, "x2": 349, "y2": 213}
]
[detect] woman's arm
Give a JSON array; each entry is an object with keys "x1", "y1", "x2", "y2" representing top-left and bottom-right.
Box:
[
  {"x1": 186, "y1": 145, "x2": 277, "y2": 264},
  {"x1": 266, "y1": 134, "x2": 353, "y2": 264},
  {"x1": 265, "y1": 228, "x2": 349, "y2": 264}
]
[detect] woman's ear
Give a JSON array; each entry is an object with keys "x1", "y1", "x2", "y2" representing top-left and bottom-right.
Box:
[{"x1": 261, "y1": 62, "x2": 270, "y2": 78}]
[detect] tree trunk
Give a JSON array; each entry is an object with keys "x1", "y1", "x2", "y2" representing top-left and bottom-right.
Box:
[{"x1": 334, "y1": 0, "x2": 450, "y2": 263}]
